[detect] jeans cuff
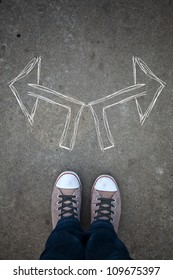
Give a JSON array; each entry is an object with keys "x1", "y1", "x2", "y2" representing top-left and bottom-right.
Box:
[
  {"x1": 54, "y1": 217, "x2": 80, "y2": 231},
  {"x1": 89, "y1": 219, "x2": 116, "y2": 232}
]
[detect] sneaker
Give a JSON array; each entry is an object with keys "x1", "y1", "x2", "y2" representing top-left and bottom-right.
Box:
[
  {"x1": 91, "y1": 175, "x2": 121, "y2": 232},
  {"x1": 51, "y1": 171, "x2": 82, "y2": 229}
]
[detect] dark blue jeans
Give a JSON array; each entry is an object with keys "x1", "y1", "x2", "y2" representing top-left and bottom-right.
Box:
[{"x1": 40, "y1": 218, "x2": 131, "y2": 260}]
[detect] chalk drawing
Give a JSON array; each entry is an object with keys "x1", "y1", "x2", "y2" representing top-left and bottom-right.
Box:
[
  {"x1": 88, "y1": 57, "x2": 165, "y2": 151},
  {"x1": 9, "y1": 56, "x2": 165, "y2": 151},
  {"x1": 9, "y1": 57, "x2": 41, "y2": 125},
  {"x1": 8, "y1": 57, "x2": 85, "y2": 151}
]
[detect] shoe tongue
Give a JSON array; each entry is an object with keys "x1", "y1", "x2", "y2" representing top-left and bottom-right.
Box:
[
  {"x1": 97, "y1": 191, "x2": 114, "y2": 221},
  {"x1": 60, "y1": 188, "x2": 75, "y2": 195},
  {"x1": 98, "y1": 190, "x2": 115, "y2": 199},
  {"x1": 59, "y1": 189, "x2": 75, "y2": 218}
]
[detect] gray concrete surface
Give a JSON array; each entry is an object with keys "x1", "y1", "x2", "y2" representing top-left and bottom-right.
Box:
[{"x1": 0, "y1": 0, "x2": 173, "y2": 259}]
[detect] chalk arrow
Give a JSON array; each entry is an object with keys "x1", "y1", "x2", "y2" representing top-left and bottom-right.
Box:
[
  {"x1": 9, "y1": 56, "x2": 165, "y2": 151},
  {"x1": 9, "y1": 57, "x2": 85, "y2": 151},
  {"x1": 28, "y1": 84, "x2": 85, "y2": 150},
  {"x1": 88, "y1": 57, "x2": 165, "y2": 151},
  {"x1": 8, "y1": 57, "x2": 41, "y2": 125}
]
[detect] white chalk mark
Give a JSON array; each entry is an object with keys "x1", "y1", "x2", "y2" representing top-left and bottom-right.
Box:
[
  {"x1": 132, "y1": 57, "x2": 165, "y2": 125},
  {"x1": 27, "y1": 84, "x2": 85, "y2": 150},
  {"x1": 28, "y1": 84, "x2": 84, "y2": 105},
  {"x1": 9, "y1": 56, "x2": 165, "y2": 151},
  {"x1": 59, "y1": 105, "x2": 85, "y2": 151},
  {"x1": 8, "y1": 57, "x2": 85, "y2": 150},
  {"x1": 89, "y1": 57, "x2": 165, "y2": 151},
  {"x1": 88, "y1": 89, "x2": 146, "y2": 151},
  {"x1": 28, "y1": 90, "x2": 85, "y2": 151},
  {"x1": 8, "y1": 57, "x2": 41, "y2": 125}
]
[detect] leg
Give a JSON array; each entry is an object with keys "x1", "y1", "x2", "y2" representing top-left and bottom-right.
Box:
[
  {"x1": 40, "y1": 171, "x2": 84, "y2": 259},
  {"x1": 85, "y1": 220, "x2": 131, "y2": 260},
  {"x1": 40, "y1": 217, "x2": 85, "y2": 259},
  {"x1": 85, "y1": 175, "x2": 131, "y2": 260}
]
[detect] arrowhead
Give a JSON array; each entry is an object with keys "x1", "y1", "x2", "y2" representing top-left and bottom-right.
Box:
[
  {"x1": 133, "y1": 56, "x2": 165, "y2": 125},
  {"x1": 9, "y1": 57, "x2": 41, "y2": 125}
]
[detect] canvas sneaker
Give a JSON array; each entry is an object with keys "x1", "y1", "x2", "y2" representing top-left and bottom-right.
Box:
[
  {"x1": 51, "y1": 171, "x2": 82, "y2": 229},
  {"x1": 91, "y1": 175, "x2": 121, "y2": 232}
]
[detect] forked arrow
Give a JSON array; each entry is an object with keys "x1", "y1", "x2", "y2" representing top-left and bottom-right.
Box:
[
  {"x1": 8, "y1": 56, "x2": 165, "y2": 151},
  {"x1": 8, "y1": 57, "x2": 85, "y2": 151},
  {"x1": 88, "y1": 57, "x2": 165, "y2": 150}
]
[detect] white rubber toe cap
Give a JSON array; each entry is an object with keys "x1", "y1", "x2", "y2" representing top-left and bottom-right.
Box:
[
  {"x1": 94, "y1": 175, "x2": 118, "y2": 192},
  {"x1": 56, "y1": 171, "x2": 80, "y2": 189}
]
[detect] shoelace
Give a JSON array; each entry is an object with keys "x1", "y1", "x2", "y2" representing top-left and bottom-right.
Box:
[
  {"x1": 94, "y1": 197, "x2": 115, "y2": 221},
  {"x1": 58, "y1": 194, "x2": 77, "y2": 218}
]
